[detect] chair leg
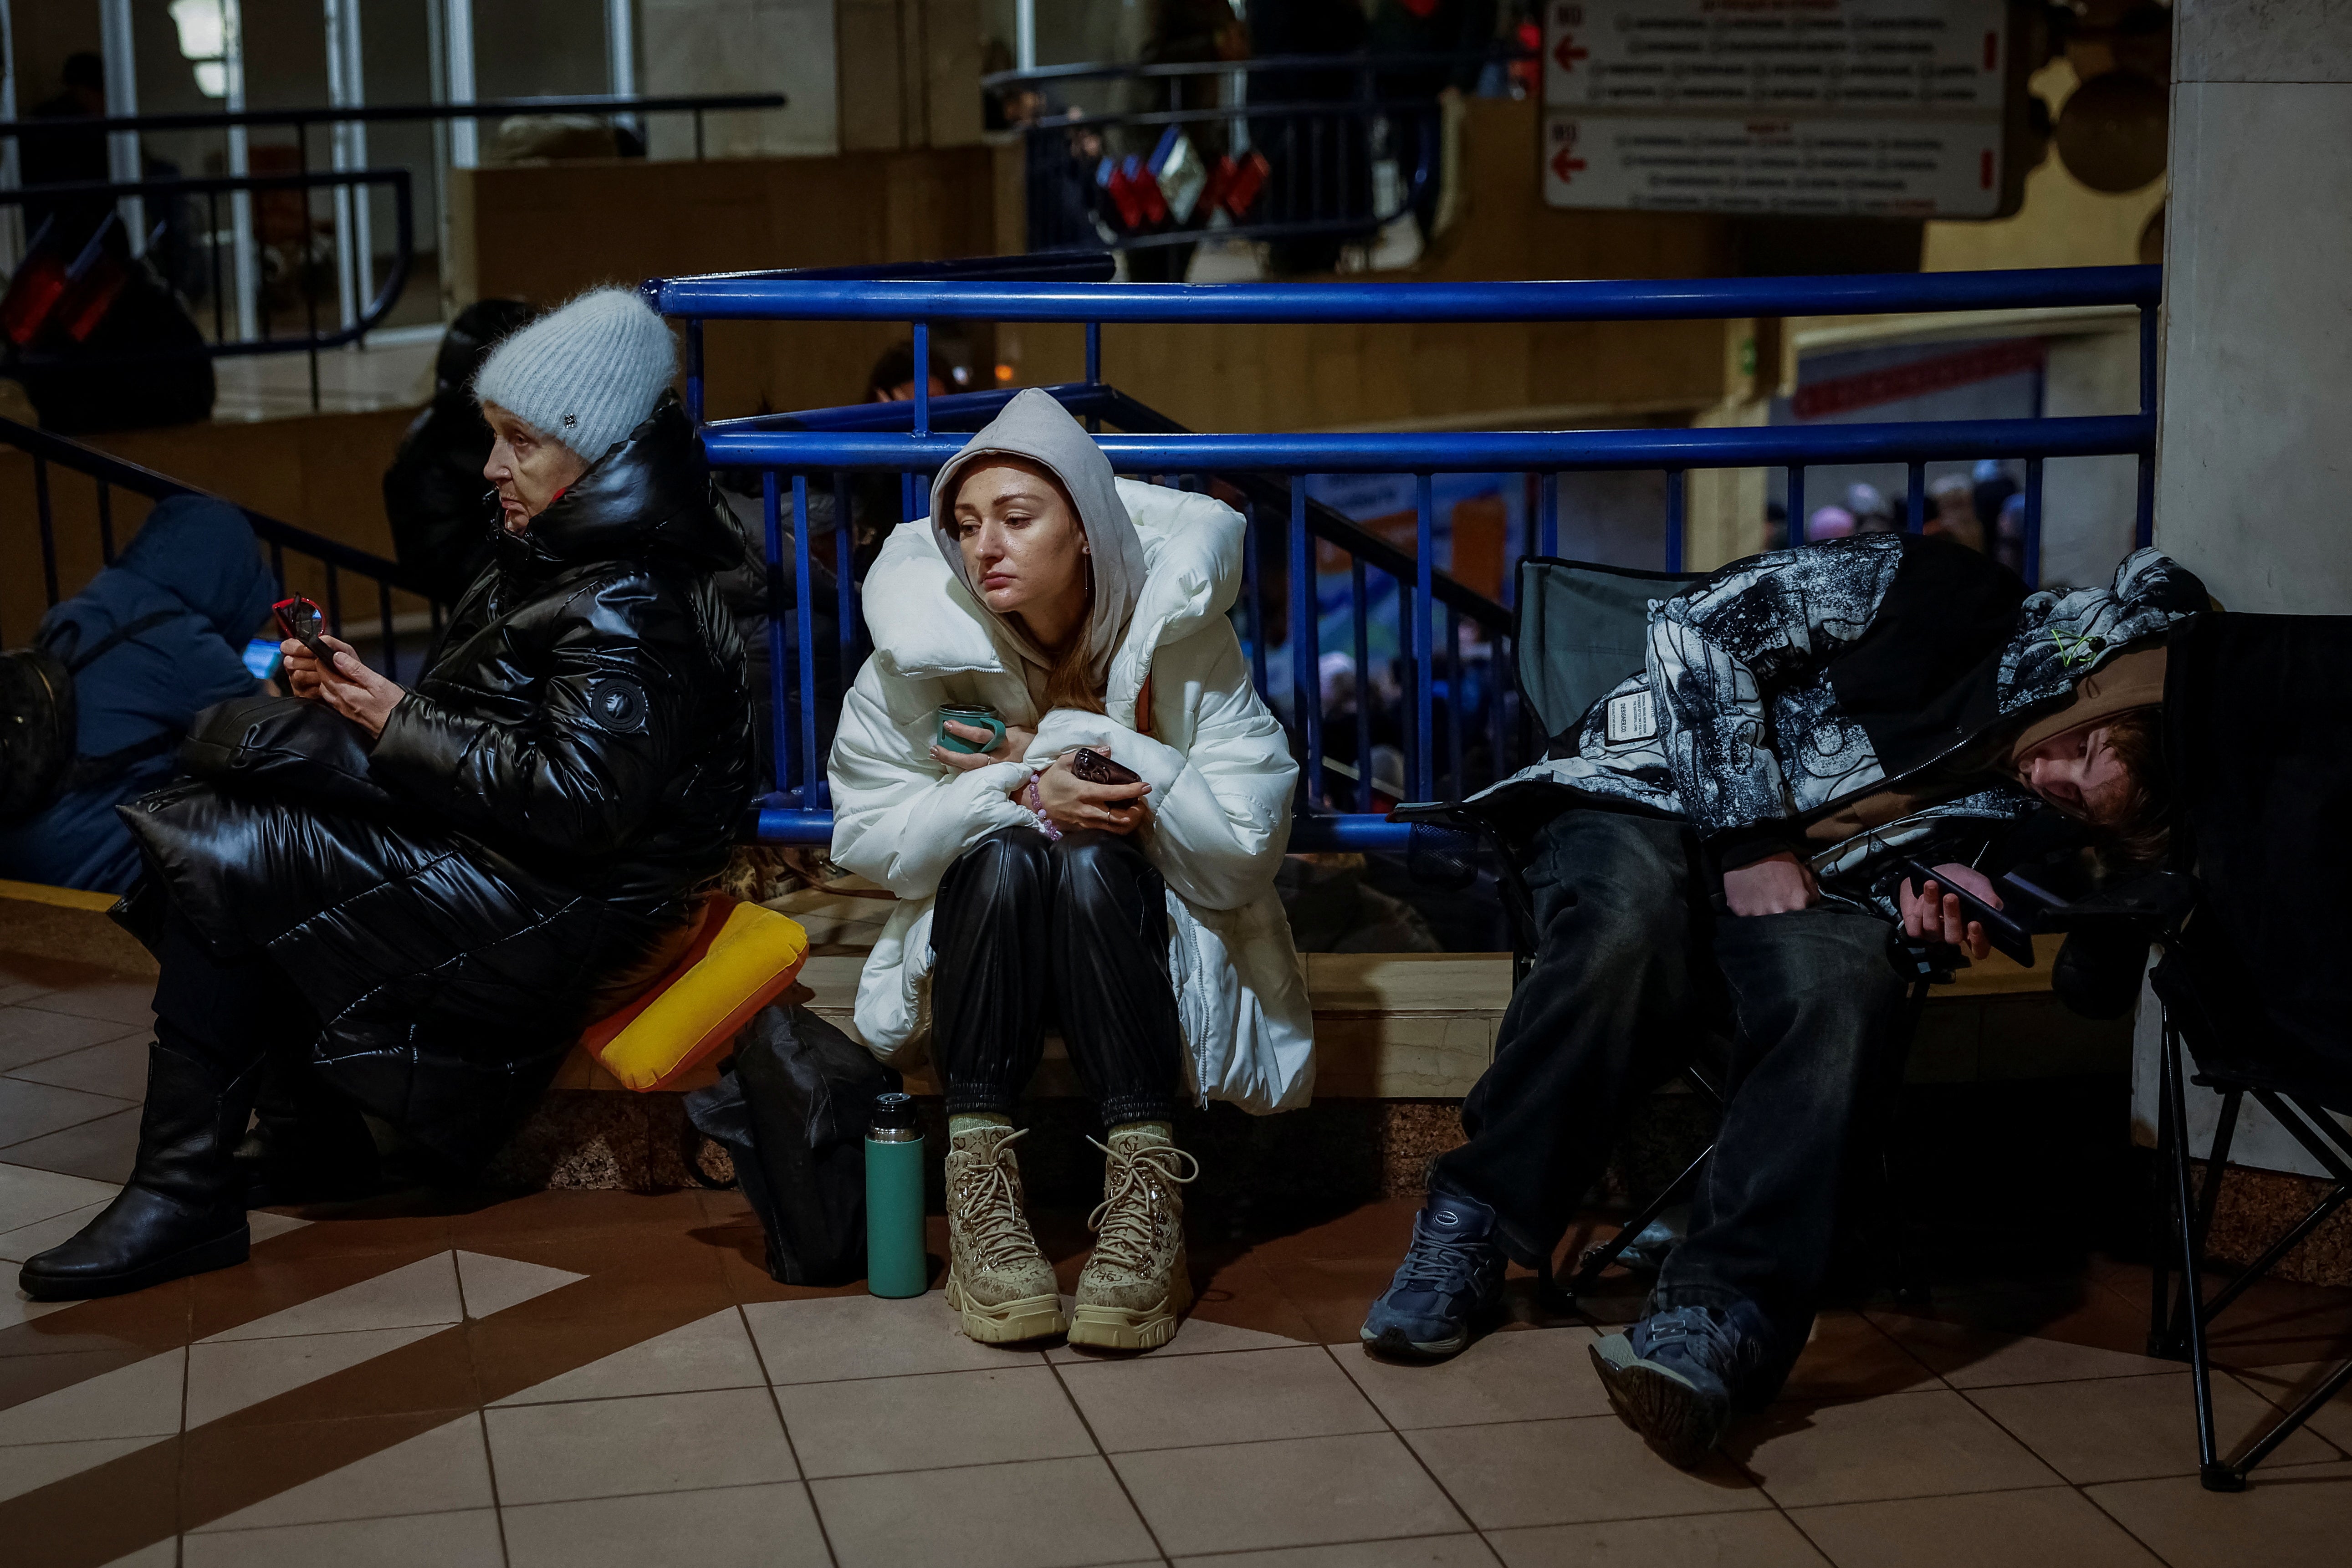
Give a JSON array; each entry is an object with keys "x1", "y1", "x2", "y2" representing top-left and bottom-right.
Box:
[
  {"x1": 2161, "y1": 1022, "x2": 2243, "y2": 1492},
  {"x1": 2148, "y1": 1047, "x2": 2175, "y2": 1358},
  {"x1": 1570, "y1": 1142, "x2": 1711, "y2": 1298}
]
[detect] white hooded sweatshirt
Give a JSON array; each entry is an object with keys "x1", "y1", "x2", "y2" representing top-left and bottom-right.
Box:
[{"x1": 826, "y1": 389, "x2": 1316, "y2": 1113}]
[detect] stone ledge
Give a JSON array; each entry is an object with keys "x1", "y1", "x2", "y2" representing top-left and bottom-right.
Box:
[{"x1": 2192, "y1": 1161, "x2": 2352, "y2": 1288}]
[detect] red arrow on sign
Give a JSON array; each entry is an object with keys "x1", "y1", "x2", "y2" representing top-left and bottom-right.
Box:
[
  {"x1": 1553, "y1": 36, "x2": 1590, "y2": 72},
  {"x1": 1551, "y1": 148, "x2": 1587, "y2": 183}
]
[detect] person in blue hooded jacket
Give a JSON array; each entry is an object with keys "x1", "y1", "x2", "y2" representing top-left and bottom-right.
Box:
[{"x1": 0, "y1": 495, "x2": 273, "y2": 893}]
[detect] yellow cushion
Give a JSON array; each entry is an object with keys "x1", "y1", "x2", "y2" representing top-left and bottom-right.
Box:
[{"x1": 583, "y1": 899, "x2": 811, "y2": 1092}]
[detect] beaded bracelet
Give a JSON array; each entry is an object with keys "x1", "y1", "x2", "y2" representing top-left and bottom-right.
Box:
[{"x1": 1024, "y1": 775, "x2": 1063, "y2": 841}]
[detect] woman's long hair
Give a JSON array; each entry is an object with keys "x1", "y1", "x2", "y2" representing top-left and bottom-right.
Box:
[
  {"x1": 2094, "y1": 709, "x2": 2171, "y2": 870},
  {"x1": 1025, "y1": 530, "x2": 1108, "y2": 716}
]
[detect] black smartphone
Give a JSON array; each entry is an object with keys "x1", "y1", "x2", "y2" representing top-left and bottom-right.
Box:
[
  {"x1": 271, "y1": 595, "x2": 344, "y2": 677},
  {"x1": 1070, "y1": 747, "x2": 1144, "y2": 788},
  {"x1": 1900, "y1": 857, "x2": 2039, "y2": 967}
]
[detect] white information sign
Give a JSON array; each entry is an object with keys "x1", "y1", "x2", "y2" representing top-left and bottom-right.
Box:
[{"x1": 1542, "y1": 0, "x2": 2014, "y2": 217}]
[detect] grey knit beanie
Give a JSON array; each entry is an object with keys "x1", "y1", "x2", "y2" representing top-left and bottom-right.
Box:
[{"x1": 472, "y1": 286, "x2": 677, "y2": 465}]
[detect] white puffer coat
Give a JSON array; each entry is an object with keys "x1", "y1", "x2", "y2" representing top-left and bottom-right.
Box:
[{"x1": 826, "y1": 478, "x2": 1315, "y2": 1114}]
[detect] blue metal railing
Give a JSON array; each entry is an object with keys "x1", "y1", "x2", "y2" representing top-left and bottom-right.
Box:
[{"x1": 655, "y1": 260, "x2": 2162, "y2": 855}]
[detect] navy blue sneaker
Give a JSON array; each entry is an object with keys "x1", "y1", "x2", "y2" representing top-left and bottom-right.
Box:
[
  {"x1": 1360, "y1": 1189, "x2": 1507, "y2": 1359},
  {"x1": 1589, "y1": 1301, "x2": 1772, "y2": 1468}
]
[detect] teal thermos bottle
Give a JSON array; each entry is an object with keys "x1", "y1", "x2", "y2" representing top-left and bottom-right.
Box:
[{"x1": 864, "y1": 1092, "x2": 927, "y2": 1298}]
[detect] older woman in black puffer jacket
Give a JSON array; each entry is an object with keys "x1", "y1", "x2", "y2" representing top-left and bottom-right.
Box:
[{"x1": 23, "y1": 288, "x2": 754, "y2": 1301}]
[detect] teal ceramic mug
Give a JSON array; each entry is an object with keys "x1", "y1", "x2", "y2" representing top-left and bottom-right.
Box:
[{"x1": 936, "y1": 703, "x2": 1007, "y2": 755}]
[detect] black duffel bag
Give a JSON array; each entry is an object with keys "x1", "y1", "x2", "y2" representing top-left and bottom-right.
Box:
[{"x1": 685, "y1": 1002, "x2": 900, "y2": 1286}]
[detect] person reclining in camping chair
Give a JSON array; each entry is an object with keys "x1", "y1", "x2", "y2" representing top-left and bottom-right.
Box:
[{"x1": 1360, "y1": 533, "x2": 2208, "y2": 1469}]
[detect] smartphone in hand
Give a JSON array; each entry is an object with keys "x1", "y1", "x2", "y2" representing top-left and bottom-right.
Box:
[{"x1": 271, "y1": 595, "x2": 343, "y2": 677}]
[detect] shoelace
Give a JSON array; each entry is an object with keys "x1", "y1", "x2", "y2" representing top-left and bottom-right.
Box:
[
  {"x1": 1392, "y1": 1227, "x2": 1494, "y2": 1293},
  {"x1": 953, "y1": 1127, "x2": 1043, "y2": 1272},
  {"x1": 1637, "y1": 1305, "x2": 1753, "y2": 1378},
  {"x1": 1085, "y1": 1137, "x2": 1200, "y2": 1274}
]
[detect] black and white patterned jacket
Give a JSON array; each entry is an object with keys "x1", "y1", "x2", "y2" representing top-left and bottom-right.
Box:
[{"x1": 1474, "y1": 536, "x2": 2208, "y2": 892}]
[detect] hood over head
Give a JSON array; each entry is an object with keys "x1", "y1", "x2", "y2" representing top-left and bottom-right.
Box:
[
  {"x1": 115, "y1": 494, "x2": 276, "y2": 645},
  {"x1": 501, "y1": 395, "x2": 742, "y2": 577},
  {"x1": 926, "y1": 387, "x2": 1149, "y2": 697}
]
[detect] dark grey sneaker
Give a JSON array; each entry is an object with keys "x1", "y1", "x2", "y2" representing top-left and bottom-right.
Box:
[
  {"x1": 1589, "y1": 1301, "x2": 1771, "y2": 1468},
  {"x1": 1360, "y1": 1189, "x2": 1507, "y2": 1360}
]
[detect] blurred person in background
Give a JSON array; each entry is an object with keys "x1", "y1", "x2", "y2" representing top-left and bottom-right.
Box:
[
  {"x1": 383, "y1": 299, "x2": 542, "y2": 608},
  {"x1": 1928, "y1": 472, "x2": 1986, "y2": 552},
  {"x1": 1806, "y1": 505, "x2": 1855, "y2": 542},
  {"x1": 0, "y1": 498, "x2": 274, "y2": 893},
  {"x1": 1846, "y1": 482, "x2": 1897, "y2": 535},
  {"x1": 1250, "y1": 0, "x2": 1373, "y2": 274}
]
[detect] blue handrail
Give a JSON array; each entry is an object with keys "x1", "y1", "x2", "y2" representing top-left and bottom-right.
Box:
[
  {"x1": 650, "y1": 260, "x2": 2163, "y2": 857},
  {"x1": 652, "y1": 267, "x2": 2162, "y2": 324}
]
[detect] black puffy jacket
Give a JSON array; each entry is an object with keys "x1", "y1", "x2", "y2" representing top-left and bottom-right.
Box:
[{"x1": 125, "y1": 398, "x2": 753, "y2": 1165}]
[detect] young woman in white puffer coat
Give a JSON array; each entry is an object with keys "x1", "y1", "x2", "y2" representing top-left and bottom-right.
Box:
[{"x1": 827, "y1": 388, "x2": 1314, "y2": 1352}]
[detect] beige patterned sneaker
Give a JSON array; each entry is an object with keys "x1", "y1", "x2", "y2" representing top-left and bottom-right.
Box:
[
  {"x1": 942, "y1": 1124, "x2": 1066, "y2": 1343},
  {"x1": 1068, "y1": 1127, "x2": 1199, "y2": 1351}
]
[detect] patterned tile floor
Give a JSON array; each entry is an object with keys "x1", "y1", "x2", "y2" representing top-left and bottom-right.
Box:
[{"x1": 4, "y1": 956, "x2": 2351, "y2": 1567}]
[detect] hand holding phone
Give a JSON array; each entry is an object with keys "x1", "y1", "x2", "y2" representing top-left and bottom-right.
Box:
[{"x1": 273, "y1": 596, "x2": 344, "y2": 679}]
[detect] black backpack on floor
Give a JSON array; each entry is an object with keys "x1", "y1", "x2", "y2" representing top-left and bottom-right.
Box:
[{"x1": 685, "y1": 1003, "x2": 901, "y2": 1286}]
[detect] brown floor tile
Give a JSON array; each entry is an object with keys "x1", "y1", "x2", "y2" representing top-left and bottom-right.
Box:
[
  {"x1": 1406, "y1": 1414, "x2": 1764, "y2": 1531},
  {"x1": 435, "y1": 1226, "x2": 736, "y2": 1327},
  {"x1": 0, "y1": 1106, "x2": 142, "y2": 1183},
  {"x1": 2097, "y1": 1266, "x2": 2352, "y2": 1370},
  {"x1": 1242, "y1": 1197, "x2": 1423, "y2": 1266},
  {"x1": 1115, "y1": 1430, "x2": 1467, "y2": 1556},
  {"x1": 1736, "y1": 1388, "x2": 2060, "y2": 1508},
  {"x1": 185, "y1": 1238, "x2": 452, "y2": 1343},
  {"x1": 1890, "y1": 1275, "x2": 2160, "y2": 1361},
  {"x1": 5, "y1": 1037, "x2": 152, "y2": 1100},
  {"x1": 1868, "y1": 1312, "x2": 2178, "y2": 1388},
  {"x1": 1788, "y1": 1484, "x2": 2163, "y2": 1568},
  {"x1": 0, "y1": 1435, "x2": 167, "y2": 1506},
  {"x1": 1185, "y1": 1249, "x2": 1327, "y2": 1345},
  {"x1": 187, "y1": 1324, "x2": 471, "y2": 1428},
  {"x1": 2086, "y1": 1460, "x2": 2352, "y2": 1568},
  {"x1": 17, "y1": 981, "x2": 158, "y2": 1029},
  {"x1": 183, "y1": 1411, "x2": 490, "y2": 1531},
  {"x1": 0, "y1": 1346, "x2": 183, "y2": 1442},
  {"x1": 0, "y1": 1080, "x2": 134, "y2": 1149},
  {"x1": 1178, "y1": 1537, "x2": 1501, "y2": 1567},
  {"x1": 1964, "y1": 1370, "x2": 2343, "y2": 1484},
  {"x1": 444, "y1": 1186, "x2": 711, "y2": 1246},
  {"x1": 2230, "y1": 1359, "x2": 2352, "y2": 1450},
  {"x1": 0, "y1": 1434, "x2": 182, "y2": 1568},
  {"x1": 1778, "y1": 1312, "x2": 1943, "y2": 1404},
  {"x1": 1488, "y1": 1511, "x2": 1829, "y2": 1568},
  {"x1": 1060, "y1": 1344, "x2": 1385, "y2": 1452},
  {"x1": 778, "y1": 1364, "x2": 1094, "y2": 1477},
  {"x1": 0, "y1": 1008, "x2": 138, "y2": 1073},
  {"x1": 1256, "y1": 1255, "x2": 1404, "y2": 1345},
  {"x1": 485, "y1": 1385, "x2": 797, "y2": 1505},
  {"x1": 1342, "y1": 1326, "x2": 1611, "y2": 1429},
  {"x1": 179, "y1": 1505, "x2": 506, "y2": 1567},
  {"x1": 814, "y1": 1454, "x2": 1158, "y2": 1568},
  {"x1": 502, "y1": 1480, "x2": 832, "y2": 1568},
  {"x1": 0, "y1": 1278, "x2": 194, "y2": 1364}
]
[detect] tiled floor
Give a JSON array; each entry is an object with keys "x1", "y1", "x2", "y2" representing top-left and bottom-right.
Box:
[{"x1": 5, "y1": 965, "x2": 2352, "y2": 1566}]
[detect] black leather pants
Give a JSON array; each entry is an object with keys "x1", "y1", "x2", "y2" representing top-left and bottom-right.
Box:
[{"x1": 930, "y1": 826, "x2": 1184, "y2": 1127}]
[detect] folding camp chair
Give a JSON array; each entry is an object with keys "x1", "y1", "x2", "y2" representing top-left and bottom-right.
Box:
[
  {"x1": 2125, "y1": 612, "x2": 2352, "y2": 1493},
  {"x1": 1394, "y1": 557, "x2": 1953, "y2": 1302}
]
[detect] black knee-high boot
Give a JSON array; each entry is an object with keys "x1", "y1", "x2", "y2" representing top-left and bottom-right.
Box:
[
  {"x1": 19, "y1": 1039, "x2": 266, "y2": 1299},
  {"x1": 21, "y1": 897, "x2": 308, "y2": 1301}
]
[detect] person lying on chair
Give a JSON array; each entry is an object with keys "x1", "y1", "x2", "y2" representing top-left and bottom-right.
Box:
[{"x1": 1360, "y1": 535, "x2": 2206, "y2": 1469}]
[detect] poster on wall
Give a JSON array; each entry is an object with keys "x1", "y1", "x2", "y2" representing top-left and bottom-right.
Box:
[{"x1": 1541, "y1": 0, "x2": 2026, "y2": 217}]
